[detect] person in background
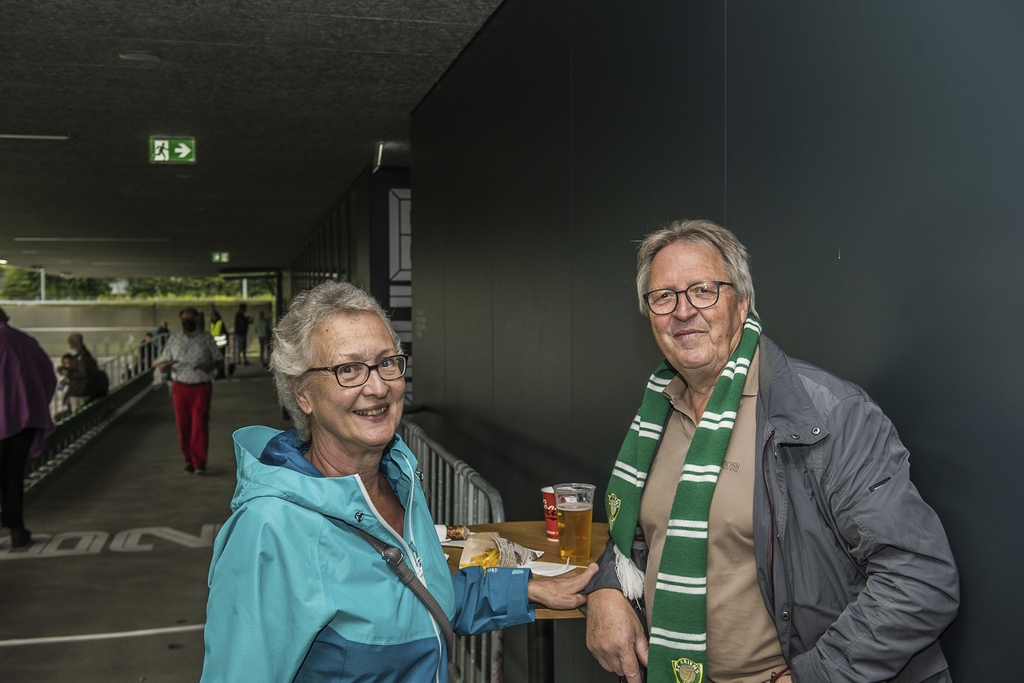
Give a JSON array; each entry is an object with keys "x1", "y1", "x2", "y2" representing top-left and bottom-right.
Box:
[
  {"x1": 65, "y1": 333, "x2": 100, "y2": 412},
  {"x1": 141, "y1": 331, "x2": 156, "y2": 369},
  {"x1": 56, "y1": 354, "x2": 74, "y2": 413},
  {"x1": 253, "y1": 310, "x2": 271, "y2": 369},
  {"x1": 155, "y1": 320, "x2": 171, "y2": 351},
  {"x1": 155, "y1": 308, "x2": 223, "y2": 475},
  {"x1": 584, "y1": 220, "x2": 958, "y2": 683},
  {"x1": 0, "y1": 307, "x2": 57, "y2": 548},
  {"x1": 200, "y1": 281, "x2": 598, "y2": 682},
  {"x1": 233, "y1": 303, "x2": 252, "y2": 367},
  {"x1": 209, "y1": 310, "x2": 228, "y2": 380}
]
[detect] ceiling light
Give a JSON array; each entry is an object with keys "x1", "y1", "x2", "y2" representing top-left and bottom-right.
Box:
[
  {"x1": 14, "y1": 237, "x2": 171, "y2": 242},
  {"x1": 0, "y1": 133, "x2": 72, "y2": 141},
  {"x1": 119, "y1": 51, "x2": 161, "y2": 63},
  {"x1": 90, "y1": 261, "x2": 191, "y2": 266}
]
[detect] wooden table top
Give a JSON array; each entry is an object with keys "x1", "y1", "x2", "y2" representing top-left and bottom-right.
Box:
[{"x1": 444, "y1": 520, "x2": 609, "y2": 620}]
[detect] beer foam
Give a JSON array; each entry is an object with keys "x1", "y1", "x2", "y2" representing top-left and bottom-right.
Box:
[{"x1": 556, "y1": 502, "x2": 592, "y2": 511}]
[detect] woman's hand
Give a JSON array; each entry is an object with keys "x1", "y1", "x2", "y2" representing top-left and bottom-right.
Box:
[{"x1": 526, "y1": 563, "x2": 599, "y2": 610}]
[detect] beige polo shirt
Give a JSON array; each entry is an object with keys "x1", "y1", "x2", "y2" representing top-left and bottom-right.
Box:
[{"x1": 639, "y1": 349, "x2": 787, "y2": 683}]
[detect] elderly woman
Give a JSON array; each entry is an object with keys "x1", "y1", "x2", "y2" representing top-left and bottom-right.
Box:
[{"x1": 201, "y1": 281, "x2": 596, "y2": 683}]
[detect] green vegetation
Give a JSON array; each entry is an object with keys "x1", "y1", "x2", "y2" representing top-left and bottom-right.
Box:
[{"x1": 0, "y1": 266, "x2": 275, "y2": 301}]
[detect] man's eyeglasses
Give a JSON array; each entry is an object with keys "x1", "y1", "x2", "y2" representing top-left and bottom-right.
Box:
[
  {"x1": 306, "y1": 354, "x2": 408, "y2": 388},
  {"x1": 643, "y1": 281, "x2": 733, "y2": 315}
]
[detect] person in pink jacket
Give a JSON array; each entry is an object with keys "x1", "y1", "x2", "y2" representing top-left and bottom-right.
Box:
[{"x1": 0, "y1": 306, "x2": 57, "y2": 548}]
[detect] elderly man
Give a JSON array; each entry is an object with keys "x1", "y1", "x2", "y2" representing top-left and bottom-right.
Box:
[
  {"x1": 585, "y1": 220, "x2": 958, "y2": 683},
  {"x1": 156, "y1": 308, "x2": 223, "y2": 474},
  {"x1": 0, "y1": 307, "x2": 57, "y2": 548}
]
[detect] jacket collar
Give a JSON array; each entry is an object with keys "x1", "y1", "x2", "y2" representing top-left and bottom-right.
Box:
[
  {"x1": 230, "y1": 425, "x2": 419, "y2": 522},
  {"x1": 758, "y1": 336, "x2": 828, "y2": 446}
]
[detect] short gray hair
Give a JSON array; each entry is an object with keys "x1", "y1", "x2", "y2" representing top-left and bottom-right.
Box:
[
  {"x1": 635, "y1": 219, "x2": 758, "y2": 318},
  {"x1": 271, "y1": 280, "x2": 402, "y2": 441}
]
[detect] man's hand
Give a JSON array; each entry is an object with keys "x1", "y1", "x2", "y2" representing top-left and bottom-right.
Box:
[
  {"x1": 526, "y1": 563, "x2": 599, "y2": 610},
  {"x1": 586, "y1": 588, "x2": 648, "y2": 682},
  {"x1": 194, "y1": 362, "x2": 215, "y2": 372}
]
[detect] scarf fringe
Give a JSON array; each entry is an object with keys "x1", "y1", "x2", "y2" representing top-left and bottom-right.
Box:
[{"x1": 613, "y1": 545, "x2": 645, "y2": 601}]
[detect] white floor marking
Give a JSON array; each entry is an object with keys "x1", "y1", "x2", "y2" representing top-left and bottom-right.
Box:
[{"x1": 0, "y1": 623, "x2": 205, "y2": 647}]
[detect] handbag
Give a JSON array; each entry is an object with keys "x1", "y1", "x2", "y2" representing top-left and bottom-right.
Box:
[{"x1": 349, "y1": 525, "x2": 456, "y2": 660}]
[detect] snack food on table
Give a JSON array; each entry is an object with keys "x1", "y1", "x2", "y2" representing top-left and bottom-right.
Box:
[
  {"x1": 467, "y1": 546, "x2": 500, "y2": 568},
  {"x1": 445, "y1": 525, "x2": 470, "y2": 541},
  {"x1": 459, "y1": 533, "x2": 543, "y2": 569}
]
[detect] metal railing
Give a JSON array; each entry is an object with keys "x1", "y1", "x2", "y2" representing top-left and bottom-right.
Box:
[
  {"x1": 28, "y1": 337, "x2": 164, "y2": 486},
  {"x1": 397, "y1": 418, "x2": 505, "y2": 683},
  {"x1": 24, "y1": 326, "x2": 156, "y2": 359},
  {"x1": 399, "y1": 418, "x2": 505, "y2": 526}
]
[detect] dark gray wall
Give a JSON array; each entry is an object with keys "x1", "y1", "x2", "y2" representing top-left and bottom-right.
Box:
[
  {"x1": 412, "y1": 0, "x2": 582, "y2": 510},
  {"x1": 411, "y1": 1, "x2": 1024, "y2": 678}
]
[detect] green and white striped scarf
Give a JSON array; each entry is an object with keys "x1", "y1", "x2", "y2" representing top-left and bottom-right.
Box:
[{"x1": 605, "y1": 316, "x2": 761, "y2": 683}]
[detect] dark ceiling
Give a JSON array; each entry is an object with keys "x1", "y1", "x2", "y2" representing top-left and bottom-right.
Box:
[{"x1": 0, "y1": 0, "x2": 501, "y2": 279}]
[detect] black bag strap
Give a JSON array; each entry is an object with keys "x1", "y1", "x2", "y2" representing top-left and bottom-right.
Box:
[{"x1": 350, "y1": 525, "x2": 455, "y2": 660}]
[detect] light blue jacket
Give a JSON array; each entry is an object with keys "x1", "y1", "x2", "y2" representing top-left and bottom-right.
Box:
[{"x1": 200, "y1": 426, "x2": 534, "y2": 683}]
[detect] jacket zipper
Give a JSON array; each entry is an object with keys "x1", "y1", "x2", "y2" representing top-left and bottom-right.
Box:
[
  {"x1": 354, "y1": 463, "x2": 446, "y2": 681},
  {"x1": 761, "y1": 429, "x2": 777, "y2": 595}
]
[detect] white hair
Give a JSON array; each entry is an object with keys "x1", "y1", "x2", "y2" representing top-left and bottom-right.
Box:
[
  {"x1": 270, "y1": 280, "x2": 402, "y2": 441},
  {"x1": 635, "y1": 219, "x2": 758, "y2": 318}
]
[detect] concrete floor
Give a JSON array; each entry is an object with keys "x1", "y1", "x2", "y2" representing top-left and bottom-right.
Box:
[{"x1": 0, "y1": 366, "x2": 290, "y2": 683}]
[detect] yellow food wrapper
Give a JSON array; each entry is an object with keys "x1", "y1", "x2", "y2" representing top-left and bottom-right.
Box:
[{"x1": 458, "y1": 533, "x2": 543, "y2": 569}]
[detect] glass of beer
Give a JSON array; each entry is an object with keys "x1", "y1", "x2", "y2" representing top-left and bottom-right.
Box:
[{"x1": 554, "y1": 483, "x2": 596, "y2": 562}]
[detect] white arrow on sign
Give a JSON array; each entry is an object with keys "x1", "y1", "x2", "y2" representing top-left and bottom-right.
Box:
[{"x1": 175, "y1": 142, "x2": 192, "y2": 158}]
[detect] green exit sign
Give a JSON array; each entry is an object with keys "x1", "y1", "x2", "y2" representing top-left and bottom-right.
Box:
[
  {"x1": 150, "y1": 137, "x2": 196, "y2": 163},
  {"x1": 212, "y1": 252, "x2": 230, "y2": 263}
]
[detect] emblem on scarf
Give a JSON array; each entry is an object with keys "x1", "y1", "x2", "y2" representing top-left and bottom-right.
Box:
[
  {"x1": 607, "y1": 493, "x2": 621, "y2": 529},
  {"x1": 672, "y1": 658, "x2": 703, "y2": 683}
]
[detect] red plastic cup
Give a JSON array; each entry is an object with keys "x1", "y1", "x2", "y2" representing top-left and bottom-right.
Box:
[{"x1": 541, "y1": 486, "x2": 558, "y2": 540}]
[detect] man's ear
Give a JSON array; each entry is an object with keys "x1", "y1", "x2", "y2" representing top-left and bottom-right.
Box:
[
  {"x1": 740, "y1": 296, "x2": 751, "y2": 320},
  {"x1": 287, "y1": 377, "x2": 315, "y2": 416}
]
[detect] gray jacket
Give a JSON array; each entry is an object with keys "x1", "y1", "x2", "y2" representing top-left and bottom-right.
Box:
[{"x1": 589, "y1": 336, "x2": 959, "y2": 682}]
